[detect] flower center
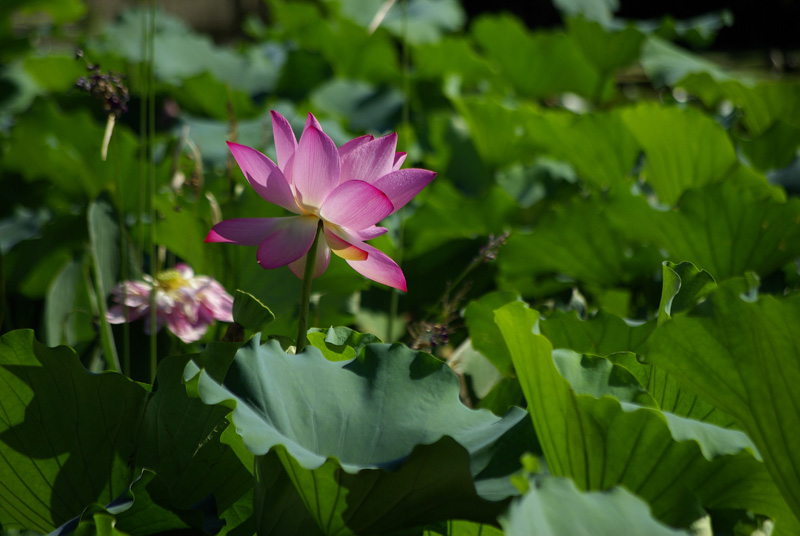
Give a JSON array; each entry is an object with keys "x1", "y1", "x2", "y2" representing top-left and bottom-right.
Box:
[{"x1": 155, "y1": 269, "x2": 188, "y2": 293}]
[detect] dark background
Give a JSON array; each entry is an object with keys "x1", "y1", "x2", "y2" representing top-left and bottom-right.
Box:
[{"x1": 461, "y1": 0, "x2": 800, "y2": 49}]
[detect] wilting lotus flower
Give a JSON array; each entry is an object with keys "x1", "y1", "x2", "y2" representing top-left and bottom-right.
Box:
[
  {"x1": 205, "y1": 111, "x2": 436, "y2": 291},
  {"x1": 106, "y1": 263, "x2": 233, "y2": 343}
]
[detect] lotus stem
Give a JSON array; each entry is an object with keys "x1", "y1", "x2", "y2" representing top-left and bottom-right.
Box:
[{"x1": 296, "y1": 220, "x2": 324, "y2": 353}]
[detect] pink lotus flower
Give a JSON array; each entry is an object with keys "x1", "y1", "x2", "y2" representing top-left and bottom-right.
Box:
[
  {"x1": 205, "y1": 111, "x2": 436, "y2": 291},
  {"x1": 106, "y1": 263, "x2": 233, "y2": 343}
]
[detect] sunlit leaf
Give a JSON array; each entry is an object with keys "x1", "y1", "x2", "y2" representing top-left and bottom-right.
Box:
[
  {"x1": 495, "y1": 302, "x2": 793, "y2": 529},
  {"x1": 185, "y1": 336, "x2": 530, "y2": 534},
  {"x1": 501, "y1": 477, "x2": 689, "y2": 536},
  {"x1": 647, "y1": 278, "x2": 800, "y2": 526}
]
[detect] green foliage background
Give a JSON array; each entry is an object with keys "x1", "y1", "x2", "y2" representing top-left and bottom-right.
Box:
[{"x1": 1, "y1": 0, "x2": 799, "y2": 534}]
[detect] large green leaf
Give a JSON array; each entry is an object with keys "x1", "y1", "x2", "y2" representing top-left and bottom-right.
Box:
[
  {"x1": 567, "y1": 16, "x2": 645, "y2": 75},
  {"x1": 647, "y1": 279, "x2": 800, "y2": 526},
  {"x1": 622, "y1": 103, "x2": 738, "y2": 205},
  {"x1": 608, "y1": 180, "x2": 800, "y2": 279},
  {"x1": 51, "y1": 470, "x2": 213, "y2": 536},
  {"x1": 136, "y1": 354, "x2": 252, "y2": 514},
  {"x1": 538, "y1": 301, "x2": 736, "y2": 428},
  {"x1": 501, "y1": 477, "x2": 689, "y2": 536},
  {"x1": 0, "y1": 330, "x2": 148, "y2": 532},
  {"x1": 184, "y1": 336, "x2": 530, "y2": 534},
  {"x1": 495, "y1": 302, "x2": 795, "y2": 530}
]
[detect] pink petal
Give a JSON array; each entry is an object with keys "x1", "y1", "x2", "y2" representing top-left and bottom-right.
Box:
[
  {"x1": 355, "y1": 226, "x2": 389, "y2": 240},
  {"x1": 288, "y1": 241, "x2": 331, "y2": 279},
  {"x1": 196, "y1": 279, "x2": 234, "y2": 322},
  {"x1": 227, "y1": 142, "x2": 299, "y2": 213},
  {"x1": 393, "y1": 152, "x2": 407, "y2": 171},
  {"x1": 304, "y1": 112, "x2": 322, "y2": 133},
  {"x1": 206, "y1": 217, "x2": 292, "y2": 246},
  {"x1": 373, "y1": 169, "x2": 436, "y2": 214},
  {"x1": 346, "y1": 241, "x2": 406, "y2": 291},
  {"x1": 340, "y1": 133, "x2": 397, "y2": 185},
  {"x1": 292, "y1": 127, "x2": 341, "y2": 210},
  {"x1": 166, "y1": 312, "x2": 208, "y2": 343},
  {"x1": 256, "y1": 216, "x2": 320, "y2": 269},
  {"x1": 319, "y1": 180, "x2": 393, "y2": 229},
  {"x1": 339, "y1": 134, "x2": 374, "y2": 158},
  {"x1": 175, "y1": 263, "x2": 194, "y2": 278},
  {"x1": 270, "y1": 111, "x2": 298, "y2": 172},
  {"x1": 324, "y1": 227, "x2": 368, "y2": 261}
]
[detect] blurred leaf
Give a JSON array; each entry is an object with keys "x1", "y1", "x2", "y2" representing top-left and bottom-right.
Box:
[
  {"x1": 552, "y1": 0, "x2": 618, "y2": 24},
  {"x1": 92, "y1": 9, "x2": 278, "y2": 93},
  {"x1": 23, "y1": 55, "x2": 85, "y2": 92},
  {"x1": 4, "y1": 100, "x2": 114, "y2": 201},
  {"x1": 501, "y1": 477, "x2": 689, "y2": 536},
  {"x1": 498, "y1": 195, "x2": 660, "y2": 295},
  {"x1": 43, "y1": 256, "x2": 94, "y2": 348},
  {"x1": 185, "y1": 336, "x2": 529, "y2": 534},
  {"x1": 647, "y1": 279, "x2": 800, "y2": 525},
  {"x1": 310, "y1": 79, "x2": 403, "y2": 132},
  {"x1": 568, "y1": 16, "x2": 645, "y2": 75},
  {"x1": 622, "y1": 103, "x2": 738, "y2": 205},
  {"x1": 269, "y1": 1, "x2": 400, "y2": 85},
  {"x1": 655, "y1": 11, "x2": 734, "y2": 49},
  {"x1": 0, "y1": 330, "x2": 148, "y2": 532},
  {"x1": 676, "y1": 74, "x2": 800, "y2": 135},
  {"x1": 413, "y1": 37, "x2": 495, "y2": 88},
  {"x1": 338, "y1": 0, "x2": 466, "y2": 45},
  {"x1": 274, "y1": 49, "x2": 332, "y2": 102},
  {"x1": 454, "y1": 97, "x2": 639, "y2": 189},
  {"x1": 496, "y1": 302, "x2": 792, "y2": 529},
  {"x1": 464, "y1": 291, "x2": 521, "y2": 376},
  {"x1": 640, "y1": 36, "x2": 730, "y2": 86},
  {"x1": 449, "y1": 339, "x2": 504, "y2": 399},
  {"x1": 471, "y1": 14, "x2": 610, "y2": 102},
  {"x1": 153, "y1": 192, "x2": 214, "y2": 276},
  {"x1": 4, "y1": 213, "x2": 85, "y2": 298},
  {"x1": 739, "y1": 121, "x2": 800, "y2": 172},
  {"x1": 173, "y1": 72, "x2": 256, "y2": 121},
  {"x1": 404, "y1": 181, "x2": 517, "y2": 258},
  {"x1": 12, "y1": 0, "x2": 86, "y2": 23}
]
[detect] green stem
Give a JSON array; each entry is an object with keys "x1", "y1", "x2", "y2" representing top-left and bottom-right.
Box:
[{"x1": 296, "y1": 220, "x2": 324, "y2": 353}]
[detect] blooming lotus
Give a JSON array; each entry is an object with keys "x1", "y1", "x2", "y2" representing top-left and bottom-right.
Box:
[
  {"x1": 205, "y1": 111, "x2": 436, "y2": 291},
  {"x1": 106, "y1": 263, "x2": 233, "y2": 343}
]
